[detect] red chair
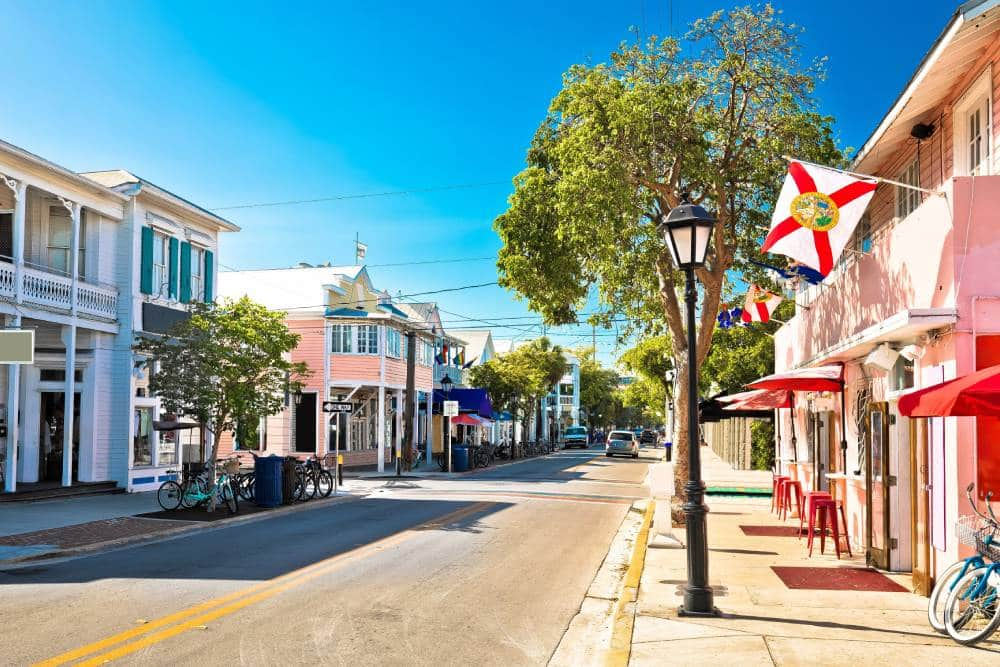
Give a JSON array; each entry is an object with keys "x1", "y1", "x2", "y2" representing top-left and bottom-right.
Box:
[
  {"x1": 798, "y1": 491, "x2": 831, "y2": 538},
  {"x1": 807, "y1": 497, "x2": 852, "y2": 559},
  {"x1": 771, "y1": 475, "x2": 789, "y2": 513},
  {"x1": 779, "y1": 480, "x2": 803, "y2": 522}
]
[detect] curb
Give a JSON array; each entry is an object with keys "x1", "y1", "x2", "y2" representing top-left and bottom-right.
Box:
[
  {"x1": 0, "y1": 491, "x2": 366, "y2": 570},
  {"x1": 605, "y1": 498, "x2": 655, "y2": 667}
]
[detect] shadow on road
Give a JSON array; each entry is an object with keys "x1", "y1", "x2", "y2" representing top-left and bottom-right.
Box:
[
  {"x1": 0, "y1": 497, "x2": 510, "y2": 586},
  {"x1": 462, "y1": 446, "x2": 657, "y2": 486}
]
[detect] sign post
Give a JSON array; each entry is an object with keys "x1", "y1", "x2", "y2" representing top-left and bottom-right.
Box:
[
  {"x1": 443, "y1": 400, "x2": 459, "y2": 473},
  {"x1": 323, "y1": 401, "x2": 354, "y2": 495}
]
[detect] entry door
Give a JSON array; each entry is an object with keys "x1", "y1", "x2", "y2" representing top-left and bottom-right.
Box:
[
  {"x1": 38, "y1": 392, "x2": 81, "y2": 483},
  {"x1": 866, "y1": 402, "x2": 891, "y2": 569},
  {"x1": 293, "y1": 393, "x2": 317, "y2": 453},
  {"x1": 813, "y1": 412, "x2": 831, "y2": 491}
]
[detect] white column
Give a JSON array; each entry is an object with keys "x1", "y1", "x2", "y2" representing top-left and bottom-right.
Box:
[
  {"x1": 322, "y1": 321, "x2": 331, "y2": 457},
  {"x1": 410, "y1": 390, "x2": 419, "y2": 461},
  {"x1": 394, "y1": 388, "x2": 403, "y2": 462},
  {"x1": 61, "y1": 324, "x2": 77, "y2": 486},
  {"x1": 424, "y1": 391, "x2": 432, "y2": 453},
  {"x1": 3, "y1": 180, "x2": 25, "y2": 493},
  {"x1": 377, "y1": 386, "x2": 385, "y2": 473}
]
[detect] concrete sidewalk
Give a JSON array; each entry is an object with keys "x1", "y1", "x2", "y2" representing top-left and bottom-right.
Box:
[{"x1": 628, "y1": 449, "x2": 1000, "y2": 665}]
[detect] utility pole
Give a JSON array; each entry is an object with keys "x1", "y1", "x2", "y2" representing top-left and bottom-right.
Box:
[{"x1": 402, "y1": 331, "x2": 417, "y2": 473}]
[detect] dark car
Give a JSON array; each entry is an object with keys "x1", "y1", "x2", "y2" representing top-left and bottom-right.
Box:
[
  {"x1": 639, "y1": 429, "x2": 658, "y2": 444},
  {"x1": 561, "y1": 425, "x2": 589, "y2": 449}
]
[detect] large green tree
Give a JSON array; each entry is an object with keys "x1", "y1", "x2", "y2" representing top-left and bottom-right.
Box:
[
  {"x1": 134, "y1": 297, "x2": 309, "y2": 493},
  {"x1": 575, "y1": 347, "x2": 620, "y2": 429},
  {"x1": 494, "y1": 5, "x2": 841, "y2": 503}
]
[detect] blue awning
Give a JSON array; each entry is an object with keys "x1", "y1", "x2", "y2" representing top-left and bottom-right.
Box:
[{"x1": 433, "y1": 388, "x2": 493, "y2": 418}]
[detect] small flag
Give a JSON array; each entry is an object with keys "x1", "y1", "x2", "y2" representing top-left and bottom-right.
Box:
[
  {"x1": 355, "y1": 241, "x2": 367, "y2": 262},
  {"x1": 741, "y1": 285, "x2": 782, "y2": 323},
  {"x1": 761, "y1": 160, "x2": 877, "y2": 276},
  {"x1": 462, "y1": 356, "x2": 478, "y2": 369}
]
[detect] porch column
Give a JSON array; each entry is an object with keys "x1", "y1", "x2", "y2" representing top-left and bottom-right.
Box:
[
  {"x1": 322, "y1": 321, "x2": 331, "y2": 458},
  {"x1": 3, "y1": 178, "x2": 25, "y2": 493},
  {"x1": 424, "y1": 391, "x2": 432, "y2": 454},
  {"x1": 411, "y1": 390, "x2": 419, "y2": 463},
  {"x1": 377, "y1": 386, "x2": 385, "y2": 473},
  {"x1": 394, "y1": 388, "x2": 403, "y2": 464},
  {"x1": 60, "y1": 200, "x2": 80, "y2": 487}
]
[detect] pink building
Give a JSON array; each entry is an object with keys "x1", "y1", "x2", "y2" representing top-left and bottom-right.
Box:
[
  {"x1": 772, "y1": 0, "x2": 1000, "y2": 594},
  {"x1": 218, "y1": 264, "x2": 465, "y2": 471}
]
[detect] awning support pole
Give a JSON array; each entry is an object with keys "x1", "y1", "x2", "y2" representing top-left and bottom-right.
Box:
[
  {"x1": 840, "y1": 383, "x2": 848, "y2": 473},
  {"x1": 790, "y1": 393, "x2": 797, "y2": 462}
]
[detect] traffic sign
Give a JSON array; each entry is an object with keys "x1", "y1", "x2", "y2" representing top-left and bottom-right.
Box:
[
  {"x1": 0, "y1": 330, "x2": 34, "y2": 364},
  {"x1": 443, "y1": 400, "x2": 459, "y2": 417},
  {"x1": 322, "y1": 401, "x2": 354, "y2": 414}
]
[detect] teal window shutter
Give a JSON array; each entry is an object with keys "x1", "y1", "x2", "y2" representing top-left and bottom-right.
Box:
[
  {"x1": 168, "y1": 237, "x2": 179, "y2": 299},
  {"x1": 180, "y1": 241, "x2": 192, "y2": 303},
  {"x1": 139, "y1": 226, "x2": 154, "y2": 295},
  {"x1": 204, "y1": 250, "x2": 214, "y2": 302}
]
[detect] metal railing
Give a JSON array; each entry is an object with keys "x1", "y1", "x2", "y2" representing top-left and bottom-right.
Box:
[{"x1": 0, "y1": 261, "x2": 118, "y2": 320}]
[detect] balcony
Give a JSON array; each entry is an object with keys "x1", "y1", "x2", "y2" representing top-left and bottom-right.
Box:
[
  {"x1": 0, "y1": 261, "x2": 118, "y2": 321},
  {"x1": 434, "y1": 364, "x2": 464, "y2": 385}
]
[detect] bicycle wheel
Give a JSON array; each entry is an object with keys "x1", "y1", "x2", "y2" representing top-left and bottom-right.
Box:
[
  {"x1": 316, "y1": 470, "x2": 334, "y2": 498},
  {"x1": 239, "y1": 473, "x2": 256, "y2": 501},
  {"x1": 303, "y1": 471, "x2": 318, "y2": 500},
  {"x1": 181, "y1": 478, "x2": 205, "y2": 508},
  {"x1": 944, "y1": 567, "x2": 1000, "y2": 645},
  {"x1": 157, "y1": 481, "x2": 183, "y2": 511},
  {"x1": 929, "y1": 560, "x2": 973, "y2": 633},
  {"x1": 293, "y1": 472, "x2": 306, "y2": 502},
  {"x1": 220, "y1": 481, "x2": 238, "y2": 514}
]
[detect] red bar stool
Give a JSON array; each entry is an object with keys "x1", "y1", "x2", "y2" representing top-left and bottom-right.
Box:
[
  {"x1": 808, "y1": 497, "x2": 852, "y2": 559},
  {"x1": 779, "y1": 480, "x2": 803, "y2": 522},
  {"x1": 771, "y1": 475, "x2": 789, "y2": 513},
  {"x1": 798, "y1": 491, "x2": 831, "y2": 538}
]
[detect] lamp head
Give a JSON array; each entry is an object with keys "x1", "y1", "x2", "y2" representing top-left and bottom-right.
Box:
[{"x1": 659, "y1": 198, "x2": 716, "y2": 269}]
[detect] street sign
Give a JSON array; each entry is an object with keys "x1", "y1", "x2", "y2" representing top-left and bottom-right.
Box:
[
  {"x1": 443, "y1": 400, "x2": 459, "y2": 417},
  {"x1": 322, "y1": 401, "x2": 354, "y2": 414},
  {"x1": 0, "y1": 330, "x2": 33, "y2": 364}
]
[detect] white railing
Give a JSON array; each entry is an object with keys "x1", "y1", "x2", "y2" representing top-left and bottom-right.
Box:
[
  {"x1": 434, "y1": 364, "x2": 464, "y2": 384},
  {"x1": 0, "y1": 262, "x2": 118, "y2": 320}
]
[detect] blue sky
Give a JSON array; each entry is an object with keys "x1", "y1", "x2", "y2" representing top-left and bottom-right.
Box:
[{"x1": 1, "y1": 1, "x2": 954, "y2": 362}]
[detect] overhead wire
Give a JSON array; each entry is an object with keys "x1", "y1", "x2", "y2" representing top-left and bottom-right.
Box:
[{"x1": 209, "y1": 181, "x2": 509, "y2": 211}]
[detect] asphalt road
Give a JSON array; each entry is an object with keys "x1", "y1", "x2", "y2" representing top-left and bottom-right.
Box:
[{"x1": 1, "y1": 445, "x2": 654, "y2": 666}]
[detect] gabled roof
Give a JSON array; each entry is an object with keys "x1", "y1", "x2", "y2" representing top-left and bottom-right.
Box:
[
  {"x1": 80, "y1": 169, "x2": 239, "y2": 232},
  {"x1": 450, "y1": 329, "x2": 494, "y2": 364}
]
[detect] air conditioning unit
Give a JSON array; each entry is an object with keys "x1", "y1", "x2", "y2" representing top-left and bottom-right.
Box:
[{"x1": 864, "y1": 343, "x2": 900, "y2": 372}]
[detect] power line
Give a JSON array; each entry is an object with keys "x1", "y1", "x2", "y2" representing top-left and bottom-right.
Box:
[{"x1": 210, "y1": 181, "x2": 509, "y2": 211}]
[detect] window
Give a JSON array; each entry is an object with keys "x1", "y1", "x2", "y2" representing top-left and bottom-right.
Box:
[
  {"x1": 47, "y1": 205, "x2": 86, "y2": 278},
  {"x1": 191, "y1": 246, "x2": 205, "y2": 302},
  {"x1": 968, "y1": 102, "x2": 990, "y2": 175},
  {"x1": 955, "y1": 69, "x2": 993, "y2": 177},
  {"x1": 235, "y1": 417, "x2": 264, "y2": 451},
  {"x1": 895, "y1": 159, "x2": 921, "y2": 220},
  {"x1": 159, "y1": 429, "x2": 178, "y2": 465},
  {"x1": 133, "y1": 407, "x2": 153, "y2": 466},
  {"x1": 357, "y1": 325, "x2": 379, "y2": 354},
  {"x1": 331, "y1": 324, "x2": 353, "y2": 353},
  {"x1": 152, "y1": 231, "x2": 170, "y2": 298},
  {"x1": 386, "y1": 328, "x2": 401, "y2": 357},
  {"x1": 890, "y1": 355, "x2": 915, "y2": 392}
]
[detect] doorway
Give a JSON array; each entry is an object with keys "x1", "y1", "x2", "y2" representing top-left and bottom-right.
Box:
[
  {"x1": 293, "y1": 393, "x2": 317, "y2": 453},
  {"x1": 38, "y1": 392, "x2": 80, "y2": 483},
  {"x1": 811, "y1": 411, "x2": 831, "y2": 491},
  {"x1": 866, "y1": 401, "x2": 891, "y2": 569}
]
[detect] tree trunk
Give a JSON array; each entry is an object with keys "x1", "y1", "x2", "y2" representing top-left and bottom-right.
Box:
[{"x1": 671, "y1": 357, "x2": 691, "y2": 524}]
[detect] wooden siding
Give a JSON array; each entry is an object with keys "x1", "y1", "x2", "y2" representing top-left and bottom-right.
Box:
[{"x1": 329, "y1": 353, "x2": 382, "y2": 383}]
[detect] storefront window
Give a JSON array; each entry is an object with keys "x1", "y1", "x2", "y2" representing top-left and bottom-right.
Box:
[
  {"x1": 133, "y1": 407, "x2": 152, "y2": 466},
  {"x1": 159, "y1": 429, "x2": 178, "y2": 465},
  {"x1": 890, "y1": 356, "x2": 914, "y2": 392}
]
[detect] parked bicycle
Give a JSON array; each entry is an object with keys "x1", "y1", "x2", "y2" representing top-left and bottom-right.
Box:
[
  {"x1": 157, "y1": 459, "x2": 239, "y2": 514},
  {"x1": 301, "y1": 456, "x2": 334, "y2": 499},
  {"x1": 933, "y1": 483, "x2": 1000, "y2": 645}
]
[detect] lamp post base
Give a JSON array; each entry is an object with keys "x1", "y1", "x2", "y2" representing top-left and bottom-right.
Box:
[{"x1": 678, "y1": 603, "x2": 722, "y2": 618}]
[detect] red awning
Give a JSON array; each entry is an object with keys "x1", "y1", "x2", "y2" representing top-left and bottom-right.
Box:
[
  {"x1": 451, "y1": 414, "x2": 480, "y2": 426},
  {"x1": 899, "y1": 364, "x2": 1000, "y2": 417},
  {"x1": 717, "y1": 390, "x2": 765, "y2": 404},
  {"x1": 748, "y1": 364, "x2": 845, "y2": 392},
  {"x1": 724, "y1": 389, "x2": 793, "y2": 411}
]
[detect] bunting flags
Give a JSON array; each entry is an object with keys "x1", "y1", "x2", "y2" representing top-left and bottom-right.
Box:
[
  {"x1": 761, "y1": 160, "x2": 877, "y2": 276},
  {"x1": 740, "y1": 285, "x2": 783, "y2": 323}
]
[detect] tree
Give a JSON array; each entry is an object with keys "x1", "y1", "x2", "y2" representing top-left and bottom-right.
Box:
[
  {"x1": 575, "y1": 348, "x2": 620, "y2": 429},
  {"x1": 699, "y1": 299, "x2": 792, "y2": 396},
  {"x1": 134, "y1": 297, "x2": 309, "y2": 505},
  {"x1": 494, "y1": 5, "x2": 841, "y2": 505},
  {"x1": 619, "y1": 336, "x2": 673, "y2": 427}
]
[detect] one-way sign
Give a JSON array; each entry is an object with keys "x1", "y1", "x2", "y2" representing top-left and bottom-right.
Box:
[{"x1": 322, "y1": 401, "x2": 354, "y2": 414}]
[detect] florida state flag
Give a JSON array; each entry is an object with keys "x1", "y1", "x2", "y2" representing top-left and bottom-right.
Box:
[
  {"x1": 740, "y1": 285, "x2": 782, "y2": 323},
  {"x1": 761, "y1": 160, "x2": 877, "y2": 276}
]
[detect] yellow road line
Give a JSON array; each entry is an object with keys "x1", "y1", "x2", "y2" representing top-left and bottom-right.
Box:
[
  {"x1": 606, "y1": 499, "x2": 654, "y2": 667},
  {"x1": 35, "y1": 501, "x2": 492, "y2": 667}
]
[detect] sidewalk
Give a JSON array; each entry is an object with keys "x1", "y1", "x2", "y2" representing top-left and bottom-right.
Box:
[{"x1": 628, "y1": 448, "x2": 1000, "y2": 665}]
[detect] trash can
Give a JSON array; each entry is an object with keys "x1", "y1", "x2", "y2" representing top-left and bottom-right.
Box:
[
  {"x1": 282, "y1": 457, "x2": 299, "y2": 504},
  {"x1": 254, "y1": 455, "x2": 283, "y2": 508},
  {"x1": 664, "y1": 442, "x2": 672, "y2": 462},
  {"x1": 452, "y1": 445, "x2": 469, "y2": 472}
]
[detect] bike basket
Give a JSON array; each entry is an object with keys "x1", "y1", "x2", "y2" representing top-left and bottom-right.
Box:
[
  {"x1": 975, "y1": 524, "x2": 1000, "y2": 561},
  {"x1": 221, "y1": 458, "x2": 240, "y2": 475},
  {"x1": 956, "y1": 515, "x2": 988, "y2": 547}
]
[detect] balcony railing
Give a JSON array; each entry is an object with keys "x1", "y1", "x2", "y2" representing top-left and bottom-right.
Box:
[
  {"x1": 0, "y1": 262, "x2": 118, "y2": 320},
  {"x1": 434, "y1": 364, "x2": 464, "y2": 384}
]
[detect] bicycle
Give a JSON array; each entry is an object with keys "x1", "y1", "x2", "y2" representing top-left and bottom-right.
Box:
[
  {"x1": 927, "y1": 483, "x2": 997, "y2": 632},
  {"x1": 939, "y1": 485, "x2": 1000, "y2": 645},
  {"x1": 301, "y1": 457, "x2": 334, "y2": 499},
  {"x1": 157, "y1": 460, "x2": 239, "y2": 514}
]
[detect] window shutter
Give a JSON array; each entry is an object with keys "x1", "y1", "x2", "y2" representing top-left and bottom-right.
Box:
[
  {"x1": 204, "y1": 249, "x2": 214, "y2": 302},
  {"x1": 179, "y1": 241, "x2": 192, "y2": 303},
  {"x1": 140, "y1": 226, "x2": 154, "y2": 295},
  {"x1": 168, "y1": 237, "x2": 179, "y2": 299}
]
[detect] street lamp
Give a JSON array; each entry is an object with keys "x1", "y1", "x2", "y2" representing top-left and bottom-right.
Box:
[
  {"x1": 659, "y1": 197, "x2": 719, "y2": 617},
  {"x1": 441, "y1": 373, "x2": 454, "y2": 472}
]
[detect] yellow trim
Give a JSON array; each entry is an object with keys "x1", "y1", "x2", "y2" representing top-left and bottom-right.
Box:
[{"x1": 605, "y1": 499, "x2": 654, "y2": 667}]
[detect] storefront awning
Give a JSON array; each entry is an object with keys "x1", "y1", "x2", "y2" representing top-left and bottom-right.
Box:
[
  {"x1": 724, "y1": 389, "x2": 793, "y2": 411},
  {"x1": 899, "y1": 363, "x2": 1000, "y2": 417},
  {"x1": 451, "y1": 413, "x2": 481, "y2": 426},
  {"x1": 717, "y1": 389, "x2": 770, "y2": 404},
  {"x1": 748, "y1": 364, "x2": 845, "y2": 393},
  {"x1": 433, "y1": 388, "x2": 493, "y2": 418}
]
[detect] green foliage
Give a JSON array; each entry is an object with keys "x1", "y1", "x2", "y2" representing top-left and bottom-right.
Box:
[
  {"x1": 470, "y1": 337, "x2": 568, "y2": 428},
  {"x1": 700, "y1": 299, "x2": 792, "y2": 396},
  {"x1": 750, "y1": 419, "x2": 776, "y2": 471},
  {"x1": 575, "y1": 348, "x2": 620, "y2": 428},
  {"x1": 619, "y1": 377, "x2": 666, "y2": 426},
  {"x1": 133, "y1": 297, "x2": 309, "y2": 460},
  {"x1": 617, "y1": 336, "x2": 672, "y2": 424}
]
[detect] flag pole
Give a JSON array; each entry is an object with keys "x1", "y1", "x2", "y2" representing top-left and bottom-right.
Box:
[{"x1": 781, "y1": 155, "x2": 943, "y2": 196}]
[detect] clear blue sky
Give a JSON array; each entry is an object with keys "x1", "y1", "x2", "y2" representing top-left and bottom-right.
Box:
[{"x1": 1, "y1": 1, "x2": 955, "y2": 362}]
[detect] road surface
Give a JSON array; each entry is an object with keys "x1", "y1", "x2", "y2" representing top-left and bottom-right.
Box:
[{"x1": 1, "y1": 445, "x2": 654, "y2": 666}]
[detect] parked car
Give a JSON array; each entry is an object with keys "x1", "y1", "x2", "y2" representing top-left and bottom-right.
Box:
[
  {"x1": 606, "y1": 430, "x2": 639, "y2": 458},
  {"x1": 639, "y1": 429, "x2": 658, "y2": 444},
  {"x1": 561, "y1": 425, "x2": 590, "y2": 449}
]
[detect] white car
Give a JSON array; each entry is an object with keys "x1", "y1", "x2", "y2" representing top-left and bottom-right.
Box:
[{"x1": 605, "y1": 430, "x2": 639, "y2": 459}]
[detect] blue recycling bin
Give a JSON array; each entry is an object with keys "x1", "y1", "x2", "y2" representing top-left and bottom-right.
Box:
[
  {"x1": 452, "y1": 446, "x2": 469, "y2": 472},
  {"x1": 254, "y1": 455, "x2": 284, "y2": 507},
  {"x1": 664, "y1": 441, "x2": 673, "y2": 461}
]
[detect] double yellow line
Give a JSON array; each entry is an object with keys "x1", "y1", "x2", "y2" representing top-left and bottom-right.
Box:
[{"x1": 35, "y1": 501, "x2": 493, "y2": 666}]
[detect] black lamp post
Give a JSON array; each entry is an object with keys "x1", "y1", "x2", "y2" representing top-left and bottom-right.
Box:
[
  {"x1": 441, "y1": 373, "x2": 454, "y2": 473},
  {"x1": 659, "y1": 197, "x2": 719, "y2": 617}
]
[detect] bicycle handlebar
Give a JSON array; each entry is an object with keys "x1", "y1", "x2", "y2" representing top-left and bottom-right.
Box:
[{"x1": 965, "y1": 482, "x2": 999, "y2": 525}]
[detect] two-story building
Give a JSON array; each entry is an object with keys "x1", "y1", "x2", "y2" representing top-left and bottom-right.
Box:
[
  {"x1": 772, "y1": 0, "x2": 1000, "y2": 593},
  {"x1": 217, "y1": 264, "x2": 457, "y2": 472},
  {"x1": 0, "y1": 143, "x2": 236, "y2": 496}
]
